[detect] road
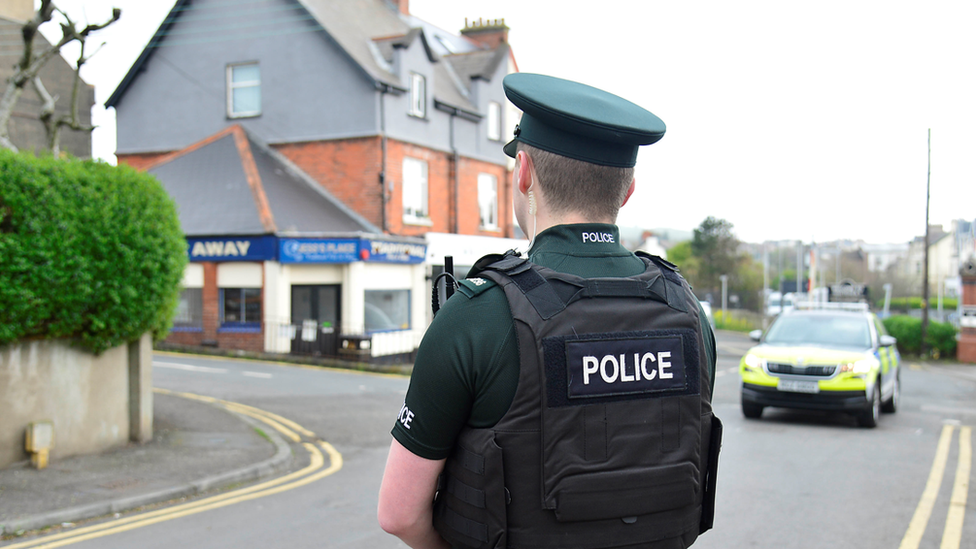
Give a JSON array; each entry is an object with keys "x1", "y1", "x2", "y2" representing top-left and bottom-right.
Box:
[{"x1": 10, "y1": 331, "x2": 976, "y2": 548}]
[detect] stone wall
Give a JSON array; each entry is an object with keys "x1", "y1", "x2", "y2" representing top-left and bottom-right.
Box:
[{"x1": 0, "y1": 335, "x2": 152, "y2": 469}]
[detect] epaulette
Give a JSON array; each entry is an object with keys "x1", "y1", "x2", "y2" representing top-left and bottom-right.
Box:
[{"x1": 457, "y1": 277, "x2": 497, "y2": 298}]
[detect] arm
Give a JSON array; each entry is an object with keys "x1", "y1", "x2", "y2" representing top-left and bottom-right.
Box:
[{"x1": 377, "y1": 439, "x2": 450, "y2": 549}]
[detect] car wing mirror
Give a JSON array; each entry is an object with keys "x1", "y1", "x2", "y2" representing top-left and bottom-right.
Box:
[
  {"x1": 749, "y1": 329, "x2": 763, "y2": 342},
  {"x1": 879, "y1": 335, "x2": 896, "y2": 347}
]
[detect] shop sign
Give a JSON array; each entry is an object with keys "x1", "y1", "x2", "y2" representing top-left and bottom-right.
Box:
[
  {"x1": 280, "y1": 238, "x2": 359, "y2": 263},
  {"x1": 364, "y1": 240, "x2": 427, "y2": 264},
  {"x1": 187, "y1": 236, "x2": 276, "y2": 261}
]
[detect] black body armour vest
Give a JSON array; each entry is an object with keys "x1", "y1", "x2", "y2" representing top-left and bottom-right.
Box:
[{"x1": 433, "y1": 252, "x2": 722, "y2": 549}]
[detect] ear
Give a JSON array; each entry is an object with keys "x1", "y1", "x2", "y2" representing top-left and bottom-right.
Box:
[
  {"x1": 516, "y1": 151, "x2": 534, "y2": 195},
  {"x1": 620, "y1": 177, "x2": 636, "y2": 207}
]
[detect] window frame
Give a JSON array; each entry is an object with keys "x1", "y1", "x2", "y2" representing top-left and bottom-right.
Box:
[
  {"x1": 226, "y1": 62, "x2": 262, "y2": 119},
  {"x1": 172, "y1": 288, "x2": 204, "y2": 332},
  {"x1": 409, "y1": 72, "x2": 426, "y2": 118},
  {"x1": 402, "y1": 156, "x2": 430, "y2": 225},
  {"x1": 364, "y1": 289, "x2": 412, "y2": 333},
  {"x1": 478, "y1": 172, "x2": 499, "y2": 231},
  {"x1": 487, "y1": 101, "x2": 502, "y2": 141},
  {"x1": 219, "y1": 287, "x2": 262, "y2": 332}
]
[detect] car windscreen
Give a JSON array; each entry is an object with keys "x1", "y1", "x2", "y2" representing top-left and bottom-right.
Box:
[{"x1": 764, "y1": 314, "x2": 872, "y2": 348}]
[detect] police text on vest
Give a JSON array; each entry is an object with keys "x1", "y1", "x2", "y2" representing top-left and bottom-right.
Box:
[
  {"x1": 582, "y1": 352, "x2": 672, "y2": 385},
  {"x1": 564, "y1": 335, "x2": 687, "y2": 399}
]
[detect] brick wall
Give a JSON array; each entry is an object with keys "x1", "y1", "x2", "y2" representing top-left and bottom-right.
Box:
[{"x1": 274, "y1": 137, "x2": 512, "y2": 238}]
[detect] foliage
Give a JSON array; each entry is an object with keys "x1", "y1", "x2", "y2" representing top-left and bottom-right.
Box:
[
  {"x1": 882, "y1": 315, "x2": 957, "y2": 359},
  {"x1": 0, "y1": 150, "x2": 186, "y2": 354},
  {"x1": 877, "y1": 297, "x2": 959, "y2": 311},
  {"x1": 691, "y1": 216, "x2": 740, "y2": 295},
  {"x1": 666, "y1": 240, "x2": 700, "y2": 283},
  {"x1": 714, "y1": 310, "x2": 758, "y2": 332}
]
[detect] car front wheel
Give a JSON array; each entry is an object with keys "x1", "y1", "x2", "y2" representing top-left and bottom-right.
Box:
[
  {"x1": 882, "y1": 372, "x2": 900, "y2": 414},
  {"x1": 857, "y1": 384, "x2": 881, "y2": 428},
  {"x1": 742, "y1": 401, "x2": 764, "y2": 419}
]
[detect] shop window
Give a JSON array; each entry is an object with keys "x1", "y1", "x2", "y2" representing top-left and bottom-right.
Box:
[
  {"x1": 409, "y1": 73, "x2": 426, "y2": 118},
  {"x1": 220, "y1": 288, "x2": 262, "y2": 331},
  {"x1": 402, "y1": 157, "x2": 429, "y2": 224},
  {"x1": 478, "y1": 173, "x2": 498, "y2": 230},
  {"x1": 487, "y1": 101, "x2": 501, "y2": 141},
  {"x1": 173, "y1": 288, "x2": 203, "y2": 331},
  {"x1": 364, "y1": 290, "x2": 410, "y2": 332},
  {"x1": 227, "y1": 62, "x2": 261, "y2": 118}
]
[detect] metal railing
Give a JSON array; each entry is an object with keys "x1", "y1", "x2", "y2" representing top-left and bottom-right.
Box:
[{"x1": 261, "y1": 317, "x2": 422, "y2": 362}]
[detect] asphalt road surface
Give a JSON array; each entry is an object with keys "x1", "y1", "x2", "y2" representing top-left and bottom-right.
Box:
[{"x1": 10, "y1": 331, "x2": 975, "y2": 548}]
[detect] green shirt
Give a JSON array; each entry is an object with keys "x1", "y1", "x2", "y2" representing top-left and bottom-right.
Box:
[{"x1": 392, "y1": 224, "x2": 716, "y2": 460}]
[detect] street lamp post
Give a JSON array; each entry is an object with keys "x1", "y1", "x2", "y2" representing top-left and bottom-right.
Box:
[{"x1": 720, "y1": 274, "x2": 729, "y2": 322}]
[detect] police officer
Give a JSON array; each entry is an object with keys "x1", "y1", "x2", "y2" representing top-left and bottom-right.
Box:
[{"x1": 378, "y1": 73, "x2": 719, "y2": 549}]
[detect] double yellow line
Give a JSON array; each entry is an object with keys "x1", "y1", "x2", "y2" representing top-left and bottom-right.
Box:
[
  {"x1": 899, "y1": 424, "x2": 972, "y2": 549},
  {"x1": 4, "y1": 390, "x2": 343, "y2": 549}
]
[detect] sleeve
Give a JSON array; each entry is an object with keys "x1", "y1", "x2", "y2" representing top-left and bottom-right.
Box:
[
  {"x1": 697, "y1": 303, "x2": 717, "y2": 396},
  {"x1": 391, "y1": 286, "x2": 518, "y2": 460}
]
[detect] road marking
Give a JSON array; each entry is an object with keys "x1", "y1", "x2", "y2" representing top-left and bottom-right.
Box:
[
  {"x1": 4, "y1": 391, "x2": 343, "y2": 549},
  {"x1": 941, "y1": 426, "x2": 971, "y2": 549},
  {"x1": 243, "y1": 371, "x2": 273, "y2": 378},
  {"x1": 153, "y1": 362, "x2": 228, "y2": 374},
  {"x1": 898, "y1": 424, "x2": 954, "y2": 549}
]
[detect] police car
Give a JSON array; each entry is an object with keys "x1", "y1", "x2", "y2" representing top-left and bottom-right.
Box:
[{"x1": 739, "y1": 302, "x2": 900, "y2": 428}]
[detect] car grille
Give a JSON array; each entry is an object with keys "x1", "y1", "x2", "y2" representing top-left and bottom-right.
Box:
[{"x1": 767, "y1": 362, "x2": 836, "y2": 377}]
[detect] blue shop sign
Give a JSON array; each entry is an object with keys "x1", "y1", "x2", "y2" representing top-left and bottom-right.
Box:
[
  {"x1": 187, "y1": 236, "x2": 277, "y2": 261},
  {"x1": 364, "y1": 240, "x2": 427, "y2": 264},
  {"x1": 280, "y1": 238, "x2": 359, "y2": 264}
]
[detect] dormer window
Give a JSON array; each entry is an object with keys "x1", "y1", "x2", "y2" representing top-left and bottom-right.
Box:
[
  {"x1": 487, "y1": 101, "x2": 501, "y2": 141},
  {"x1": 409, "y1": 73, "x2": 426, "y2": 118},
  {"x1": 227, "y1": 62, "x2": 261, "y2": 118}
]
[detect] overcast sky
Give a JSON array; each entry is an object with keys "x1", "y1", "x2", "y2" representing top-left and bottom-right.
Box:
[{"x1": 42, "y1": 0, "x2": 976, "y2": 245}]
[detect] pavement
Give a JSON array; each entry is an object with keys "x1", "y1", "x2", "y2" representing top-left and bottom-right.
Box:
[{"x1": 0, "y1": 390, "x2": 295, "y2": 537}]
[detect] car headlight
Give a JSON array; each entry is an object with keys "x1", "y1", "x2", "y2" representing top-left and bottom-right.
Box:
[
  {"x1": 840, "y1": 359, "x2": 874, "y2": 374},
  {"x1": 743, "y1": 354, "x2": 764, "y2": 369}
]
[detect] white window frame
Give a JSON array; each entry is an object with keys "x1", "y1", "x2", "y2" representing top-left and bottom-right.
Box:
[
  {"x1": 478, "y1": 173, "x2": 498, "y2": 231},
  {"x1": 409, "y1": 73, "x2": 426, "y2": 118},
  {"x1": 402, "y1": 157, "x2": 430, "y2": 224},
  {"x1": 487, "y1": 101, "x2": 501, "y2": 141},
  {"x1": 227, "y1": 62, "x2": 261, "y2": 118}
]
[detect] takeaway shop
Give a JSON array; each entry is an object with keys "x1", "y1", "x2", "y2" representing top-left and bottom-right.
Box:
[{"x1": 168, "y1": 234, "x2": 427, "y2": 362}]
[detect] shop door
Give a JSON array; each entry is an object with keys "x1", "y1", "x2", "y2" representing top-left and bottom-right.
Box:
[{"x1": 291, "y1": 285, "x2": 340, "y2": 356}]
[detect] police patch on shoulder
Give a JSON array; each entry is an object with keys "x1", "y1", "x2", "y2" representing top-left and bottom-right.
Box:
[
  {"x1": 457, "y1": 277, "x2": 496, "y2": 298},
  {"x1": 564, "y1": 336, "x2": 686, "y2": 399}
]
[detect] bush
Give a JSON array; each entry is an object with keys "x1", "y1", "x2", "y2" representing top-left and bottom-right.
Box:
[
  {"x1": 877, "y1": 296, "x2": 959, "y2": 311},
  {"x1": 0, "y1": 151, "x2": 186, "y2": 354},
  {"x1": 714, "y1": 310, "x2": 758, "y2": 332},
  {"x1": 882, "y1": 315, "x2": 957, "y2": 359}
]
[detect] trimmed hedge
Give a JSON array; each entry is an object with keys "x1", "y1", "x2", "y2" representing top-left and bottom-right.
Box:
[
  {"x1": 882, "y1": 315, "x2": 957, "y2": 359},
  {"x1": 0, "y1": 150, "x2": 186, "y2": 354},
  {"x1": 877, "y1": 296, "x2": 959, "y2": 310}
]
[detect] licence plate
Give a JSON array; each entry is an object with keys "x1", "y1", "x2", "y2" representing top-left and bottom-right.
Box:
[{"x1": 777, "y1": 379, "x2": 820, "y2": 394}]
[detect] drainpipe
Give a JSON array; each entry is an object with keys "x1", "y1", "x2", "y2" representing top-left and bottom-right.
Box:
[
  {"x1": 449, "y1": 111, "x2": 459, "y2": 234},
  {"x1": 379, "y1": 85, "x2": 389, "y2": 233}
]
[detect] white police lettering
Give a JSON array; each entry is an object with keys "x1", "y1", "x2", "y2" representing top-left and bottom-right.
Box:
[
  {"x1": 581, "y1": 232, "x2": 614, "y2": 244},
  {"x1": 397, "y1": 402, "x2": 415, "y2": 429},
  {"x1": 582, "y1": 352, "x2": 675, "y2": 385}
]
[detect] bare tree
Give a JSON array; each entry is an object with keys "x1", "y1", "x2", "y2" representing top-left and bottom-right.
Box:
[{"x1": 0, "y1": 0, "x2": 120, "y2": 153}]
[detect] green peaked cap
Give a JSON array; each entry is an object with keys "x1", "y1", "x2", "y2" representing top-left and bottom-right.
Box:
[{"x1": 502, "y1": 73, "x2": 666, "y2": 168}]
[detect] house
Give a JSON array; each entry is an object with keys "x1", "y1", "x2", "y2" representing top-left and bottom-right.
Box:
[
  {"x1": 106, "y1": 0, "x2": 517, "y2": 240},
  {"x1": 0, "y1": 0, "x2": 94, "y2": 158},
  {"x1": 148, "y1": 125, "x2": 428, "y2": 362}
]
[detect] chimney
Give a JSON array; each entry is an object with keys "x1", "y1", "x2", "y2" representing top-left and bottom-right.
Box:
[
  {"x1": 397, "y1": 0, "x2": 409, "y2": 16},
  {"x1": 460, "y1": 17, "x2": 510, "y2": 49},
  {"x1": 0, "y1": 0, "x2": 34, "y2": 22}
]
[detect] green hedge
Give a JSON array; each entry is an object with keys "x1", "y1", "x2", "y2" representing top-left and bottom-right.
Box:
[
  {"x1": 882, "y1": 315, "x2": 957, "y2": 359},
  {"x1": 877, "y1": 296, "x2": 958, "y2": 310},
  {"x1": 0, "y1": 151, "x2": 186, "y2": 354}
]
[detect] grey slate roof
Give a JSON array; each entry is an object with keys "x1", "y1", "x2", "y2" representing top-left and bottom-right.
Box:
[
  {"x1": 106, "y1": 0, "x2": 508, "y2": 122},
  {"x1": 147, "y1": 126, "x2": 379, "y2": 237}
]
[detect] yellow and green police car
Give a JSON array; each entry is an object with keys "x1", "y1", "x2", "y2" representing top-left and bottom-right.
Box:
[{"x1": 739, "y1": 304, "x2": 900, "y2": 428}]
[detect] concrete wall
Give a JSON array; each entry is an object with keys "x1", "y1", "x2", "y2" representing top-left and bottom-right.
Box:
[{"x1": 0, "y1": 336, "x2": 152, "y2": 469}]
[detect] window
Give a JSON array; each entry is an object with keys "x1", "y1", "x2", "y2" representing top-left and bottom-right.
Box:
[
  {"x1": 478, "y1": 173, "x2": 498, "y2": 230},
  {"x1": 365, "y1": 290, "x2": 410, "y2": 332},
  {"x1": 402, "y1": 157, "x2": 429, "y2": 223},
  {"x1": 221, "y1": 288, "x2": 262, "y2": 329},
  {"x1": 487, "y1": 101, "x2": 501, "y2": 141},
  {"x1": 173, "y1": 288, "x2": 203, "y2": 331},
  {"x1": 227, "y1": 63, "x2": 261, "y2": 118},
  {"x1": 409, "y1": 73, "x2": 426, "y2": 117}
]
